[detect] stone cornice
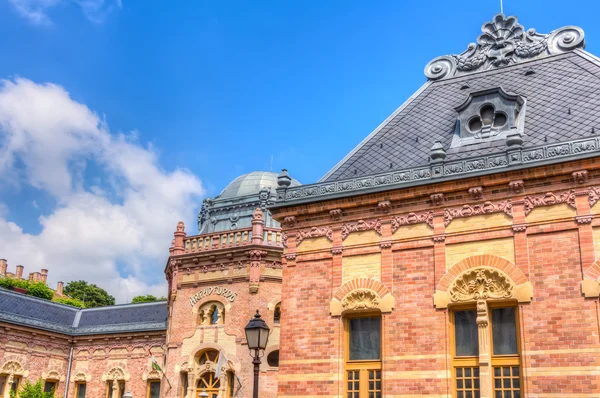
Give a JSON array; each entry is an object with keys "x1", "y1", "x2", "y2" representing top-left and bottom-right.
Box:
[{"x1": 273, "y1": 136, "x2": 600, "y2": 208}]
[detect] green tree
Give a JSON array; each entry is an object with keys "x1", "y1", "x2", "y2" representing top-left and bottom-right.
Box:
[
  {"x1": 63, "y1": 280, "x2": 115, "y2": 308},
  {"x1": 53, "y1": 296, "x2": 85, "y2": 308},
  {"x1": 10, "y1": 379, "x2": 53, "y2": 398},
  {"x1": 132, "y1": 294, "x2": 167, "y2": 303}
]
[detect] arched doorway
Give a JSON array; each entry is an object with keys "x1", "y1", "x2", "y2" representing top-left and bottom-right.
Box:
[{"x1": 196, "y1": 372, "x2": 219, "y2": 398}]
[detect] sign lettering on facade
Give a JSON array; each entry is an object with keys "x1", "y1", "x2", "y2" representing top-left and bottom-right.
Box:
[{"x1": 189, "y1": 286, "x2": 237, "y2": 306}]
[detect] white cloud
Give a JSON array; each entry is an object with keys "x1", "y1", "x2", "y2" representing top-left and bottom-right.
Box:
[
  {"x1": 8, "y1": 0, "x2": 122, "y2": 25},
  {"x1": 0, "y1": 78, "x2": 204, "y2": 302}
]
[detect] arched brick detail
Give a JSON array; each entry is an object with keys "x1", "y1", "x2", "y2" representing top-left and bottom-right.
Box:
[
  {"x1": 437, "y1": 254, "x2": 528, "y2": 292},
  {"x1": 333, "y1": 278, "x2": 390, "y2": 301}
]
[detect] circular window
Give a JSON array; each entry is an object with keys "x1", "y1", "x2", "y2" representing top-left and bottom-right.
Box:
[{"x1": 267, "y1": 350, "x2": 279, "y2": 367}]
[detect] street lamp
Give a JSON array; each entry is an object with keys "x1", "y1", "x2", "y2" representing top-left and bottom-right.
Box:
[
  {"x1": 122, "y1": 392, "x2": 133, "y2": 398},
  {"x1": 244, "y1": 309, "x2": 270, "y2": 398}
]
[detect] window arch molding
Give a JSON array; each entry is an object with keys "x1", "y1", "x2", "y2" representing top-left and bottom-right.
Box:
[
  {"x1": 330, "y1": 278, "x2": 394, "y2": 316},
  {"x1": 101, "y1": 365, "x2": 130, "y2": 382},
  {"x1": 433, "y1": 255, "x2": 533, "y2": 309},
  {"x1": 191, "y1": 296, "x2": 231, "y2": 325}
]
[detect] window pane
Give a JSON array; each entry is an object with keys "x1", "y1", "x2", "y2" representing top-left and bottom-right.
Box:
[
  {"x1": 44, "y1": 382, "x2": 56, "y2": 392},
  {"x1": 491, "y1": 307, "x2": 518, "y2": 355},
  {"x1": 349, "y1": 317, "x2": 381, "y2": 360},
  {"x1": 77, "y1": 383, "x2": 87, "y2": 398},
  {"x1": 454, "y1": 310, "x2": 479, "y2": 357},
  {"x1": 150, "y1": 381, "x2": 160, "y2": 398}
]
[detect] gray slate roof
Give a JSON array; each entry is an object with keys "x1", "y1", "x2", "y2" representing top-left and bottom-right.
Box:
[
  {"x1": 321, "y1": 51, "x2": 600, "y2": 182},
  {"x1": 0, "y1": 287, "x2": 167, "y2": 335}
]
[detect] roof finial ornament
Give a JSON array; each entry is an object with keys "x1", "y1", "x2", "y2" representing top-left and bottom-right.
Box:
[{"x1": 425, "y1": 14, "x2": 585, "y2": 80}]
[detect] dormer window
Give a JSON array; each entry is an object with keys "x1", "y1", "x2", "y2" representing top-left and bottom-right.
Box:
[{"x1": 451, "y1": 87, "x2": 525, "y2": 148}]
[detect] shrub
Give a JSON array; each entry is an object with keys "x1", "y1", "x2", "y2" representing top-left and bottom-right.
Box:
[
  {"x1": 0, "y1": 277, "x2": 54, "y2": 300},
  {"x1": 10, "y1": 379, "x2": 53, "y2": 398}
]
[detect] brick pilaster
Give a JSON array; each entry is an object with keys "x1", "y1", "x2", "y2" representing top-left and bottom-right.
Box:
[
  {"x1": 511, "y1": 200, "x2": 530, "y2": 278},
  {"x1": 433, "y1": 211, "x2": 447, "y2": 286},
  {"x1": 575, "y1": 190, "x2": 595, "y2": 271}
]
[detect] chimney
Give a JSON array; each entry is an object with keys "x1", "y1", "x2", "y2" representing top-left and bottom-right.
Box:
[
  {"x1": 0, "y1": 259, "x2": 6, "y2": 276},
  {"x1": 28, "y1": 272, "x2": 34, "y2": 282},
  {"x1": 56, "y1": 281, "x2": 64, "y2": 296},
  {"x1": 41, "y1": 269, "x2": 48, "y2": 284},
  {"x1": 16, "y1": 265, "x2": 24, "y2": 280}
]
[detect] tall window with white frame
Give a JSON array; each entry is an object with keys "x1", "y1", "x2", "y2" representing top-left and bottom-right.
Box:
[
  {"x1": 451, "y1": 303, "x2": 522, "y2": 398},
  {"x1": 344, "y1": 314, "x2": 382, "y2": 398}
]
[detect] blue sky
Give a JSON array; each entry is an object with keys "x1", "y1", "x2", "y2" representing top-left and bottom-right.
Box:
[{"x1": 0, "y1": 0, "x2": 598, "y2": 300}]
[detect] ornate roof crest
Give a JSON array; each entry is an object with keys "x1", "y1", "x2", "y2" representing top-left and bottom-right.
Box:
[{"x1": 425, "y1": 14, "x2": 585, "y2": 80}]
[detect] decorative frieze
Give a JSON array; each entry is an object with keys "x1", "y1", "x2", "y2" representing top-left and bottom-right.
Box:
[
  {"x1": 265, "y1": 261, "x2": 282, "y2": 269},
  {"x1": 296, "y1": 226, "x2": 334, "y2": 244},
  {"x1": 523, "y1": 191, "x2": 576, "y2": 215},
  {"x1": 391, "y1": 211, "x2": 434, "y2": 232},
  {"x1": 341, "y1": 219, "x2": 382, "y2": 240},
  {"x1": 189, "y1": 285, "x2": 238, "y2": 306},
  {"x1": 444, "y1": 200, "x2": 512, "y2": 226}
]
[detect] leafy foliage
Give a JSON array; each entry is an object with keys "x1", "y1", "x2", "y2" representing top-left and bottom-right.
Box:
[
  {"x1": 10, "y1": 379, "x2": 53, "y2": 398},
  {"x1": 0, "y1": 277, "x2": 54, "y2": 300},
  {"x1": 63, "y1": 280, "x2": 115, "y2": 308},
  {"x1": 53, "y1": 296, "x2": 85, "y2": 308},
  {"x1": 132, "y1": 294, "x2": 167, "y2": 303}
]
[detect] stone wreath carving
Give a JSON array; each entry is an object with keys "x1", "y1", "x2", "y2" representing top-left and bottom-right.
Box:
[
  {"x1": 449, "y1": 268, "x2": 514, "y2": 302},
  {"x1": 444, "y1": 200, "x2": 512, "y2": 226},
  {"x1": 295, "y1": 226, "x2": 334, "y2": 244},
  {"x1": 341, "y1": 219, "x2": 382, "y2": 240},
  {"x1": 341, "y1": 289, "x2": 380, "y2": 311},
  {"x1": 103, "y1": 366, "x2": 129, "y2": 381},
  {"x1": 425, "y1": 13, "x2": 585, "y2": 80},
  {"x1": 523, "y1": 191, "x2": 576, "y2": 215},
  {"x1": 391, "y1": 211, "x2": 434, "y2": 232},
  {"x1": 72, "y1": 372, "x2": 89, "y2": 382}
]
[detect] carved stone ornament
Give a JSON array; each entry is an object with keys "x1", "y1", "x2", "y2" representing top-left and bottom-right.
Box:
[
  {"x1": 523, "y1": 191, "x2": 576, "y2": 215},
  {"x1": 341, "y1": 289, "x2": 380, "y2": 312},
  {"x1": 425, "y1": 13, "x2": 585, "y2": 80},
  {"x1": 281, "y1": 232, "x2": 288, "y2": 248},
  {"x1": 176, "y1": 221, "x2": 185, "y2": 232},
  {"x1": 329, "y1": 209, "x2": 343, "y2": 221},
  {"x1": 331, "y1": 246, "x2": 343, "y2": 255},
  {"x1": 72, "y1": 371, "x2": 89, "y2": 383},
  {"x1": 572, "y1": 170, "x2": 589, "y2": 185},
  {"x1": 285, "y1": 253, "x2": 297, "y2": 261},
  {"x1": 341, "y1": 219, "x2": 382, "y2": 240},
  {"x1": 253, "y1": 208, "x2": 263, "y2": 220},
  {"x1": 296, "y1": 226, "x2": 334, "y2": 244},
  {"x1": 102, "y1": 366, "x2": 129, "y2": 381},
  {"x1": 284, "y1": 216, "x2": 297, "y2": 228},
  {"x1": 430, "y1": 193, "x2": 445, "y2": 206},
  {"x1": 509, "y1": 180, "x2": 524, "y2": 194},
  {"x1": 449, "y1": 268, "x2": 514, "y2": 302},
  {"x1": 0, "y1": 360, "x2": 25, "y2": 375},
  {"x1": 379, "y1": 240, "x2": 392, "y2": 249},
  {"x1": 444, "y1": 200, "x2": 512, "y2": 226},
  {"x1": 391, "y1": 211, "x2": 434, "y2": 232},
  {"x1": 266, "y1": 261, "x2": 283, "y2": 269},
  {"x1": 468, "y1": 187, "x2": 483, "y2": 200},
  {"x1": 575, "y1": 215, "x2": 593, "y2": 225},
  {"x1": 589, "y1": 187, "x2": 600, "y2": 208},
  {"x1": 378, "y1": 200, "x2": 391, "y2": 213}
]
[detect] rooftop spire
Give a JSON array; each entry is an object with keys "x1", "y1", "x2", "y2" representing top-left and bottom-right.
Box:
[{"x1": 424, "y1": 14, "x2": 585, "y2": 80}]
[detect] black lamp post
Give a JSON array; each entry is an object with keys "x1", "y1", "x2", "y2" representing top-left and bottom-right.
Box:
[{"x1": 244, "y1": 309, "x2": 270, "y2": 398}]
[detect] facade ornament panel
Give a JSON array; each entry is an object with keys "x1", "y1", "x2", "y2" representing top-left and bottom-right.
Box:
[
  {"x1": 295, "y1": 226, "x2": 334, "y2": 244},
  {"x1": 341, "y1": 289, "x2": 380, "y2": 312},
  {"x1": 377, "y1": 201, "x2": 391, "y2": 213},
  {"x1": 425, "y1": 14, "x2": 585, "y2": 80},
  {"x1": 572, "y1": 170, "x2": 589, "y2": 185},
  {"x1": 509, "y1": 180, "x2": 525, "y2": 194},
  {"x1": 468, "y1": 187, "x2": 483, "y2": 200},
  {"x1": 449, "y1": 268, "x2": 514, "y2": 302},
  {"x1": 391, "y1": 211, "x2": 434, "y2": 232},
  {"x1": 341, "y1": 219, "x2": 382, "y2": 240},
  {"x1": 523, "y1": 191, "x2": 576, "y2": 215},
  {"x1": 0, "y1": 360, "x2": 25, "y2": 376},
  {"x1": 444, "y1": 200, "x2": 512, "y2": 226},
  {"x1": 588, "y1": 187, "x2": 600, "y2": 208},
  {"x1": 283, "y1": 216, "x2": 297, "y2": 228},
  {"x1": 430, "y1": 193, "x2": 445, "y2": 206},
  {"x1": 329, "y1": 209, "x2": 343, "y2": 220}
]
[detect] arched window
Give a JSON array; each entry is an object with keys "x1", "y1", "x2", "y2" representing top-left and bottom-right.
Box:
[
  {"x1": 267, "y1": 350, "x2": 279, "y2": 367},
  {"x1": 198, "y1": 302, "x2": 225, "y2": 326},
  {"x1": 196, "y1": 350, "x2": 219, "y2": 365},
  {"x1": 273, "y1": 303, "x2": 281, "y2": 325},
  {"x1": 197, "y1": 372, "x2": 219, "y2": 398}
]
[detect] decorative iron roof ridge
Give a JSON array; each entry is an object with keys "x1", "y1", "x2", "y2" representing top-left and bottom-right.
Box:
[
  {"x1": 273, "y1": 135, "x2": 600, "y2": 208},
  {"x1": 424, "y1": 13, "x2": 585, "y2": 81}
]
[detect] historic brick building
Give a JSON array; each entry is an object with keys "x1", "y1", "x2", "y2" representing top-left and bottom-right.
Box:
[
  {"x1": 271, "y1": 13, "x2": 600, "y2": 398},
  {"x1": 0, "y1": 171, "x2": 294, "y2": 398}
]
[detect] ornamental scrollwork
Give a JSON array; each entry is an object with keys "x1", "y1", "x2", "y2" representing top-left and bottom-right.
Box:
[
  {"x1": 391, "y1": 211, "x2": 434, "y2": 232},
  {"x1": 444, "y1": 200, "x2": 512, "y2": 226},
  {"x1": 341, "y1": 289, "x2": 380, "y2": 312},
  {"x1": 425, "y1": 13, "x2": 585, "y2": 80},
  {"x1": 0, "y1": 360, "x2": 25, "y2": 375},
  {"x1": 103, "y1": 366, "x2": 129, "y2": 381},
  {"x1": 341, "y1": 219, "x2": 382, "y2": 240},
  {"x1": 449, "y1": 268, "x2": 514, "y2": 302},
  {"x1": 588, "y1": 187, "x2": 600, "y2": 209},
  {"x1": 523, "y1": 191, "x2": 576, "y2": 215},
  {"x1": 72, "y1": 371, "x2": 89, "y2": 382},
  {"x1": 296, "y1": 226, "x2": 334, "y2": 244}
]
